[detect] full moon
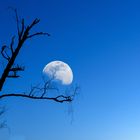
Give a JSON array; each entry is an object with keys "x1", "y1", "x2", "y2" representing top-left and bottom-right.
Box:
[{"x1": 43, "y1": 61, "x2": 73, "y2": 85}]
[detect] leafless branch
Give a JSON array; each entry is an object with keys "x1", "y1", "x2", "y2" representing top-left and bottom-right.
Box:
[
  {"x1": 10, "y1": 64, "x2": 25, "y2": 71},
  {"x1": 27, "y1": 32, "x2": 50, "y2": 39},
  {"x1": 0, "y1": 9, "x2": 50, "y2": 91},
  {"x1": 1, "y1": 45, "x2": 10, "y2": 61},
  {"x1": 0, "y1": 8, "x2": 77, "y2": 105},
  {"x1": 0, "y1": 93, "x2": 73, "y2": 103},
  {"x1": 0, "y1": 8, "x2": 78, "y2": 130},
  {"x1": 19, "y1": 18, "x2": 25, "y2": 40},
  {"x1": 28, "y1": 18, "x2": 40, "y2": 30},
  {"x1": 14, "y1": 9, "x2": 20, "y2": 37},
  {"x1": 0, "y1": 78, "x2": 79, "y2": 103},
  {"x1": 10, "y1": 36, "x2": 15, "y2": 54}
]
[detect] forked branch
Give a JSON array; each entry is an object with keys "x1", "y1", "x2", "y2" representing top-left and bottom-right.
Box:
[
  {"x1": 0, "y1": 9, "x2": 78, "y2": 104},
  {"x1": 0, "y1": 9, "x2": 49, "y2": 91},
  {"x1": 0, "y1": 93, "x2": 72, "y2": 103},
  {"x1": 0, "y1": 82, "x2": 78, "y2": 103}
]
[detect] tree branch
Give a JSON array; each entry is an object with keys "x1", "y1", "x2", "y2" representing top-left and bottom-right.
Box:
[
  {"x1": 14, "y1": 9, "x2": 20, "y2": 37},
  {"x1": 0, "y1": 93, "x2": 73, "y2": 103},
  {"x1": 10, "y1": 36, "x2": 15, "y2": 54},
  {"x1": 1, "y1": 45, "x2": 10, "y2": 61},
  {"x1": 19, "y1": 18, "x2": 25, "y2": 40},
  {"x1": 27, "y1": 32, "x2": 50, "y2": 39},
  {"x1": 0, "y1": 9, "x2": 50, "y2": 91},
  {"x1": 0, "y1": 76, "x2": 78, "y2": 103}
]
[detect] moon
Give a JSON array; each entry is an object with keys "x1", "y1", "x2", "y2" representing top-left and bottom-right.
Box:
[{"x1": 43, "y1": 61, "x2": 73, "y2": 85}]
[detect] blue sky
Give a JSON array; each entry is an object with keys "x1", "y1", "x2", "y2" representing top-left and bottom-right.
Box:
[{"x1": 1, "y1": 0, "x2": 140, "y2": 140}]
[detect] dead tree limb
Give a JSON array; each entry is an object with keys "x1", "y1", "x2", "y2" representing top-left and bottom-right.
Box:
[
  {"x1": 0, "y1": 80, "x2": 79, "y2": 103},
  {"x1": 0, "y1": 9, "x2": 78, "y2": 104},
  {"x1": 0, "y1": 93, "x2": 73, "y2": 103},
  {"x1": 0, "y1": 9, "x2": 49, "y2": 91}
]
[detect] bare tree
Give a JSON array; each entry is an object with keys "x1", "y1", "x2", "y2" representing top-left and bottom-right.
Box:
[
  {"x1": 0, "y1": 9, "x2": 79, "y2": 128},
  {"x1": 0, "y1": 9, "x2": 79, "y2": 131},
  {"x1": 0, "y1": 9, "x2": 78, "y2": 103}
]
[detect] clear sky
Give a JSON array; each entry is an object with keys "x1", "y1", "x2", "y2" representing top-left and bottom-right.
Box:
[{"x1": 1, "y1": 0, "x2": 140, "y2": 140}]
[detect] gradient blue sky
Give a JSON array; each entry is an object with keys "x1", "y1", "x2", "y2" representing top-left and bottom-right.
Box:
[{"x1": 1, "y1": 0, "x2": 140, "y2": 140}]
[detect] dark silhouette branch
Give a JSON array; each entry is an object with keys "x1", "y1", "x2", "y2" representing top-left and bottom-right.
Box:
[
  {"x1": 1, "y1": 45, "x2": 10, "y2": 61},
  {"x1": 0, "y1": 9, "x2": 49, "y2": 91},
  {"x1": 14, "y1": 9, "x2": 20, "y2": 37},
  {"x1": 0, "y1": 9, "x2": 78, "y2": 106},
  {"x1": 0, "y1": 93, "x2": 73, "y2": 103},
  {"x1": 0, "y1": 79, "x2": 78, "y2": 103},
  {"x1": 27, "y1": 32, "x2": 50, "y2": 39},
  {"x1": 0, "y1": 8, "x2": 78, "y2": 129},
  {"x1": 10, "y1": 36, "x2": 15, "y2": 54}
]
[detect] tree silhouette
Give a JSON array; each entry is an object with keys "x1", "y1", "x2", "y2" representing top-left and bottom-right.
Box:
[{"x1": 0, "y1": 9, "x2": 78, "y2": 127}]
